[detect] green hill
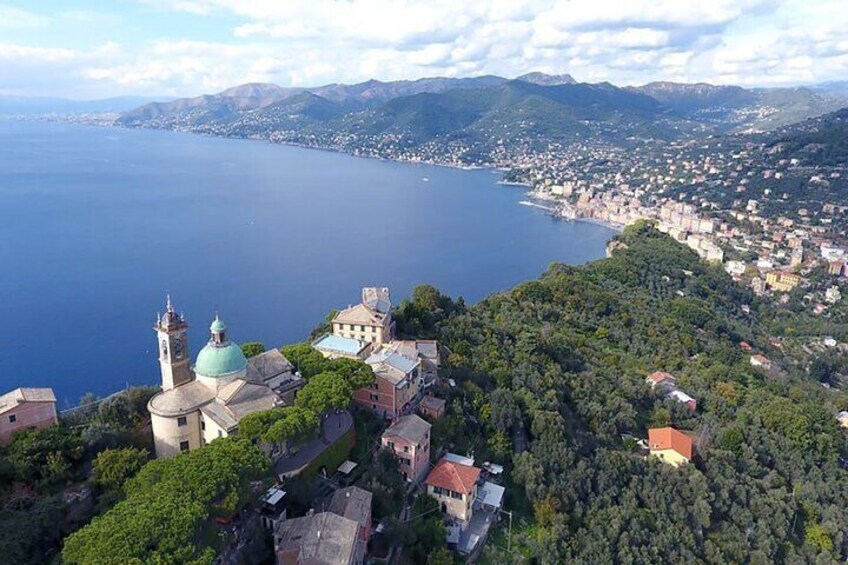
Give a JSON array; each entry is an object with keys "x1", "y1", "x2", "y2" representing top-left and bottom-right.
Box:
[{"x1": 396, "y1": 223, "x2": 848, "y2": 563}]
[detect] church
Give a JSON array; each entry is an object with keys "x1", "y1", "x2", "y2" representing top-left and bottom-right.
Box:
[{"x1": 147, "y1": 297, "x2": 303, "y2": 459}]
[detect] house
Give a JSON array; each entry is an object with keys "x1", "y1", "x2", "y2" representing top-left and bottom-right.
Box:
[
  {"x1": 386, "y1": 340, "x2": 441, "y2": 388},
  {"x1": 312, "y1": 334, "x2": 373, "y2": 360},
  {"x1": 353, "y1": 346, "x2": 420, "y2": 419},
  {"x1": 246, "y1": 349, "x2": 305, "y2": 404},
  {"x1": 750, "y1": 354, "x2": 772, "y2": 370},
  {"x1": 739, "y1": 342, "x2": 752, "y2": 352},
  {"x1": 645, "y1": 371, "x2": 676, "y2": 390},
  {"x1": 666, "y1": 390, "x2": 697, "y2": 411},
  {"x1": 258, "y1": 486, "x2": 287, "y2": 531},
  {"x1": 765, "y1": 271, "x2": 801, "y2": 292},
  {"x1": 648, "y1": 427, "x2": 694, "y2": 467},
  {"x1": 274, "y1": 512, "x2": 363, "y2": 565},
  {"x1": 331, "y1": 287, "x2": 394, "y2": 345},
  {"x1": 381, "y1": 414, "x2": 431, "y2": 483},
  {"x1": 0, "y1": 387, "x2": 58, "y2": 445},
  {"x1": 418, "y1": 396, "x2": 446, "y2": 419},
  {"x1": 327, "y1": 486, "x2": 373, "y2": 545},
  {"x1": 838, "y1": 411, "x2": 848, "y2": 429},
  {"x1": 425, "y1": 459, "x2": 481, "y2": 524},
  {"x1": 475, "y1": 481, "x2": 505, "y2": 513}
]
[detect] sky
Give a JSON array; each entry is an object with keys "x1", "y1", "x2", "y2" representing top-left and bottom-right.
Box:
[{"x1": 0, "y1": 0, "x2": 846, "y2": 99}]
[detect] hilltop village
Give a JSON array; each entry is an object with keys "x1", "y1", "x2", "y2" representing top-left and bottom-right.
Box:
[{"x1": 5, "y1": 224, "x2": 848, "y2": 563}]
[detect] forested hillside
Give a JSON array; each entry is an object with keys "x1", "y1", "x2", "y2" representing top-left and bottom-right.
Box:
[{"x1": 396, "y1": 223, "x2": 848, "y2": 563}]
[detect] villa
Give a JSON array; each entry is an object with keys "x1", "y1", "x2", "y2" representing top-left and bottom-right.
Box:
[{"x1": 331, "y1": 287, "x2": 394, "y2": 345}]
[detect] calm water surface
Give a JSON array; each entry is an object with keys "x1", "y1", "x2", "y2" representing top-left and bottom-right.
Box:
[{"x1": 0, "y1": 120, "x2": 616, "y2": 404}]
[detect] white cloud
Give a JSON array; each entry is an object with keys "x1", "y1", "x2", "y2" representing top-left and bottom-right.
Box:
[{"x1": 0, "y1": 0, "x2": 846, "y2": 97}]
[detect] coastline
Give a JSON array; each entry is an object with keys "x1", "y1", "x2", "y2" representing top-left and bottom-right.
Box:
[
  {"x1": 37, "y1": 117, "x2": 630, "y2": 237},
  {"x1": 103, "y1": 120, "x2": 628, "y2": 234}
]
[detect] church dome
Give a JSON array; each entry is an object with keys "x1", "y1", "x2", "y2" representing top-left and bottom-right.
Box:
[
  {"x1": 194, "y1": 316, "x2": 247, "y2": 378},
  {"x1": 210, "y1": 317, "x2": 226, "y2": 333}
]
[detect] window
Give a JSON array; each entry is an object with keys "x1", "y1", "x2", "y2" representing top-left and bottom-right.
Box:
[
  {"x1": 218, "y1": 430, "x2": 223, "y2": 438},
  {"x1": 370, "y1": 393, "x2": 379, "y2": 401},
  {"x1": 200, "y1": 420, "x2": 206, "y2": 431},
  {"x1": 177, "y1": 416, "x2": 187, "y2": 427},
  {"x1": 8, "y1": 414, "x2": 16, "y2": 423},
  {"x1": 179, "y1": 441, "x2": 190, "y2": 452},
  {"x1": 403, "y1": 445, "x2": 409, "y2": 453},
  {"x1": 387, "y1": 441, "x2": 395, "y2": 450},
  {"x1": 450, "y1": 490, "x2": 462, "y2": 500}
]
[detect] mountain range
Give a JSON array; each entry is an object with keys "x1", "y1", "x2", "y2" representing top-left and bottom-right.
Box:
[{"x1": 115, "y1": 73, "x2": 846, "y2": 149}]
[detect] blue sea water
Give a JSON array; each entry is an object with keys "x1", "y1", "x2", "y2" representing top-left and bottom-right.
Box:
[{"x1": 0, "y1": 120, "x2": 616, "y2": 405}]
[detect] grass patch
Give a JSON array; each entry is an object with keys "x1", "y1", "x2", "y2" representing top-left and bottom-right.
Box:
[{"x1": 302, "y1": 427, "x2": 354, "y2": 478}]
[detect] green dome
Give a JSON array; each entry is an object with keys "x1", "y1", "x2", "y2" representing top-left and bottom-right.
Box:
[
  {"x1": 210, "y1": 316, "x2": 226, "y2": 333},
  {"x1": 195, "y1": 341, "x2": 247, "y2": 377}
]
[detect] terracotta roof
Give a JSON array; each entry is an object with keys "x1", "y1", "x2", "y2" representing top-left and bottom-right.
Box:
[
  {"x1": 648, "y1": 427, "x2": 694, "y2": 460},
  {"x1": 646, "y1": 371, "x2": 676, "y2": 384},
  {"x1": 425, "y1": 460, "x2": 481, "y2": 495}
]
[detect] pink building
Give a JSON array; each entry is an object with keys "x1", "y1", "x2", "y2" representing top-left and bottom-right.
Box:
[
  {"x1": 354, "y1": 346, "x2": 420, "y2": 419},
  {"x1": 381, "y1": 414, "x2": 431, "y2": 483},
  {"x1": 0, "y1": 387, "x2": 58, "y2": 445}
]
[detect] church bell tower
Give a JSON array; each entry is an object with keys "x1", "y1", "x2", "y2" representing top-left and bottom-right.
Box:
[{"x1": 155, "y1": 295, "x2": 192, "y2": 390}]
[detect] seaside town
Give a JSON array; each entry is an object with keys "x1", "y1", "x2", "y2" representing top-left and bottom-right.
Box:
[{"x1": 499, "y1": 137, "x2": 848, "y2": 316}]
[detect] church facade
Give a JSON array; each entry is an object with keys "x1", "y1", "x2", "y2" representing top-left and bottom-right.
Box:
[{"x1": 147, "y1": 297, "x2": 303, "y2": 458}]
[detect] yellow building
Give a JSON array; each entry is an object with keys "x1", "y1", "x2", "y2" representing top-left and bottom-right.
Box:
[
  {"x1": 424, "y1": 459, "x2": 480, "y2": 523},
  {"x1": 332, "y1": 287, "x2": 394, "y2": 345},
  {"x1": 765, "y1": 271, "x2": 801, "y2": 292}
]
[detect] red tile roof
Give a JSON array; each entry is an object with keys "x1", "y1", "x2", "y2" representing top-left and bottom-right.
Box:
[
  {"x1": 648, "y1": 427, "x2": 694, "y2": 460},
  {"x1": 425, "y1": 460, "x2": 481, "y2": 495},
  {"x1": 646, "y1": 371, "x2": 676, "y2": 384}
]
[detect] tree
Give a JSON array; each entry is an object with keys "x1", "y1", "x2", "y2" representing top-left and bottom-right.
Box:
[
  {"x1": 296, "y1": 372, "x2": 353, "y2": 417},
  {"x1": 7, "y1": 425, "x2": 83, "y2": 486},
  {"x1": 281, "y1": 343, "x2": 332, "y2": 378},
  {"x1": 428, "y1": 547, "x2": 455, "y2": 565},
  {"x1": 241, "y1": 341, "x2": 265, "y2": 358},
  {"x1": 331, "y1": 357, "x2": 376, "y2": 390},
  {"x1": 92, "y1": 447, "x2": 149, "y2": 492},
  {"x1": 62, "y1": 438, "x2": 268, "y2": 565},
  {"x1": 404, "y1": 495, "x2": 447, "y2": 564},
  {"x1": 239, "y1": 406, "x2": 319, "y2": 455}
]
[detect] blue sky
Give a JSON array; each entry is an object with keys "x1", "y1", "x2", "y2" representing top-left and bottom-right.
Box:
[{"x1": 0, "y1": 0, "x2": 846, "y2": 99}]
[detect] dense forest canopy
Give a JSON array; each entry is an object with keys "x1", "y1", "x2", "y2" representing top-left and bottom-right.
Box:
[{"x1": 397, "y1": 223, "x2": 848, "y2": 563}]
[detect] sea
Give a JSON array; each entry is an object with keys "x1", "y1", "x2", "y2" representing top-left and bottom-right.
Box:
[{"x1": 0, "y1": 120, "x2": 617, "y2": 406}]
